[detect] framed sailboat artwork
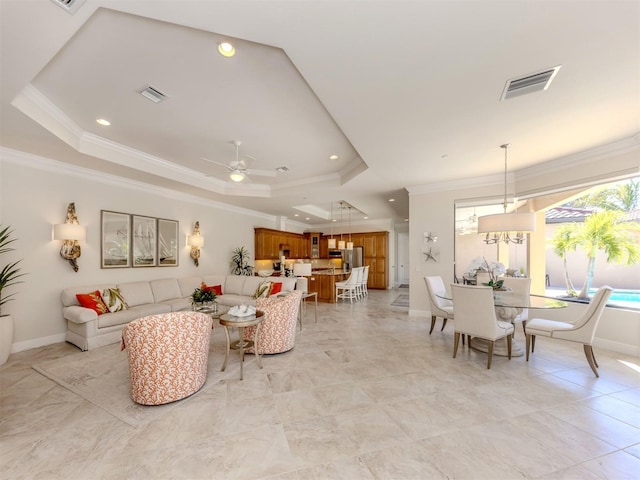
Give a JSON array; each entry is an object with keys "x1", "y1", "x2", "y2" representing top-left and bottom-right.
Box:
[
  {"x1": 132, "y1": 215, "x2": 157, "y2": 267},
  {"x1": 158, "y1": 218, "x2": 179, "y2": 266},
  {"x1": 101, "y1": 210, "x2": 131, "y2": 268}
]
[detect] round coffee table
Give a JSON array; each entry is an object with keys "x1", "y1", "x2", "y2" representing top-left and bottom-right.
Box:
[{"x1": 219, "y1": 310, "x2": 264, "y2": 380}]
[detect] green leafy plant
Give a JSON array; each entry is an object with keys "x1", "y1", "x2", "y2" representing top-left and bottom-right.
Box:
[
  {"x1": 230, "y1": 246, "x2": 253, "y2": 276},
  {"x1": 191, "y1": 287, "x2": 216, "y2": 304},
  {"x1": 0, "y1": 226, "x2": 25, "y2": 315}
]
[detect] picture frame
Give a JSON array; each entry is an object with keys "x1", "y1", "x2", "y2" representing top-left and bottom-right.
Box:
[
  {"x1": 157, "y1": 218, "x2": 179, "y2": 267},
  {"x1": 132, "y1": 215, "x2": 157, "y2": 267},
  {"x1": 101, "y1": 210, "x2": 131, "y2": 268}
]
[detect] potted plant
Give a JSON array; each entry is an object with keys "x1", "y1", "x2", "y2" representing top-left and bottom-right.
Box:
[
  {"x1": 230, "y1": 246, "x2": 254, "y2": 276},
  {"x1": 0, "y1": 226, "x2": 25, "y2": 365},
  {"x1": 191, "y1": 284, "x2": 217, "y2": 310}
]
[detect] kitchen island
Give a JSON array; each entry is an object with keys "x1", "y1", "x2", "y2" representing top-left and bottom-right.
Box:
[{"x1": 308, "y1": 270, "x2": 349, "y2": 303}]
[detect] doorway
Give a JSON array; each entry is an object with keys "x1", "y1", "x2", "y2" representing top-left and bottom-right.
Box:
[{"x1": 397, "y1": 232, "x2": 409, "y2": 286}]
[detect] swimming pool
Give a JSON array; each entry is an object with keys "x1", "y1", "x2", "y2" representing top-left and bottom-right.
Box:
[
  {"x1": 591, "y1": 289, "x2": 640, "y2": 309},
  {"x1": 546, "y1": 288, "x2": 640, "y2": 310}
]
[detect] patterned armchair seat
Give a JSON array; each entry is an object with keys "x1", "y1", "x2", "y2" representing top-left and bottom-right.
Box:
[
  {"x1": 243, "y1": 290, "x2": 302, "y2": 355},
  {"x1": 121, "y1": 311, "x2": 213, "y2": 405}
]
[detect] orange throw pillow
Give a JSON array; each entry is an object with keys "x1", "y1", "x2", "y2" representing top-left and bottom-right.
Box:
[
  {"x1": 76, "y1": 290, "x2": 109, "y2": 315},
  {"x1": 269, "y1": 282, "x2": 283, "y2": 295}
]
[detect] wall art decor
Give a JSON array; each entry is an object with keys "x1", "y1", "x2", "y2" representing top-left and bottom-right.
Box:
[
  {"x1": 101, "y1": 210, "x2": 131, "y2": 268},
  {"x1": 158, "y1": 218, "x2": 179, "y2": 267},
  {"x1": 132, "y1": 215, "x2": 157, "y2": 267}
]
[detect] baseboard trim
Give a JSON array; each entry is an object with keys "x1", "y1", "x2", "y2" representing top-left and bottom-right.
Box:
[
  {"x1": 593, "y1": 337, "x2": 639, "y2": 357},
  {"x1": 11, "y1": 333, "x2": 67, "y2": 354}
]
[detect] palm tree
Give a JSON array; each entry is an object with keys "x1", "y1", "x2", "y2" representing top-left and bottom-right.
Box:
[
  {"x1": 550, "y1": 224, "x2": 579, "y2": 297},
  {"x1": 572, "y1": 210, "x2": 640, "y2": 299}
]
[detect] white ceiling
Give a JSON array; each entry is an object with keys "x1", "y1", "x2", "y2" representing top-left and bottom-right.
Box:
[{"x1": 1, "y1": 0, "x2": 639, "y2": 227}]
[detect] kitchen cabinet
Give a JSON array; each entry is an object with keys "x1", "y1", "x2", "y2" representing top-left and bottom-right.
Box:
[{"x1": 307, "y1": 232, "x2": 321, "y2": 259}]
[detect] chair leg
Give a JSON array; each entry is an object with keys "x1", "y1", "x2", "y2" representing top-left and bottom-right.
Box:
[
  {"x1": 429, "y1": 316, "x2": 436, "y2": 335},
  {"x1": 486, "y1": 340, "x2": 494, "y2": 369},
  {"x1": 522, "y1": 320, "x2": 527, "y2": 336},
  {"x1": 506, "y1": 335, "x2": 512, "y2": 360},
  {"x1": 525, "y1": 334, "x2": 531, "y2": 361},
  {"x1": 453, "y1": 332, "x2": 460, "y2": 358},
  {"x1": 531, "y1": 334, "x2": 536, "y2": 352},
  {"x1": 584, "y1": 345, "x2": 599, "y2": 377},
  {"x1": 441, "y1": 318, "x2": 448, "y2": 331}
]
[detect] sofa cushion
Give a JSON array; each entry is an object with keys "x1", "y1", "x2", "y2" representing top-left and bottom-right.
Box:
[
  {"x1": 269, "y1": 282, "x2": 283, "y2": 295},
  {"x1": 202, "y1": 275, "x2": 228, "y2": 293},
  {"x1": 253, "y1": 281, "x2": 272, "y2": 299},
  {"x1": 178, "y1": 277, "x2": 202, "y2": 297},
  {"x1": 62, "y1": 284, "x2": 116, "y2": 307},
  {"x1": 241, "y1": 276, "x2": 264, "y2": 296},
  {"x1": 102, "y1": 287, "x2": 129, "y2": 312},
  {"x1": 76, "y1": 290, "x2": 109, "y2": 315},
  {"x1": 150, "y1": 278, "x2": 182, "y2": 303},
  {"x1": 224, "y1": 275, "x2": 246, "y2": 295},
  {"x1": 98, "y1": 303, "x2": 170, "y2": 329},
  {"x1": 117, "y1": 281, "x2": 155, "y2": 307}
]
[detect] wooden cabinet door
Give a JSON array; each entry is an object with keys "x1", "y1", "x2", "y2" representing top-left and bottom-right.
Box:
[
  {"x1": 362, "y1": 235, "x2": 376, "y2": 257},
  {"x1": 319, "y1": 235, "x2": 329, "y2": 258},
  {"x1": 375, "y1": 232, "x2": 388, "y2": 258},
  {"x1": 307, "y1": 275, "x2": 319, "y2": 295}
]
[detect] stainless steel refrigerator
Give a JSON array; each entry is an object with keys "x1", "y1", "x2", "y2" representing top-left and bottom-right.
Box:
[{"x1": 345, "y1": 246, "x2": 364, "y2": 271}]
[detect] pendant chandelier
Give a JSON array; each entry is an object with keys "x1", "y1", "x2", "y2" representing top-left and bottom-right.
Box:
[
  {"x1": 338, "y1": 201, "x2": 346, "y2": 250},
  {"x1": 328, "y1": 201, "x2": 336, "y2": 249},
  {"x1": 346, "y1": 205, "x2": 354, "y2": 250},
  {"x1": 477, "y1": 143, "x2": 536, "y2": 244}
]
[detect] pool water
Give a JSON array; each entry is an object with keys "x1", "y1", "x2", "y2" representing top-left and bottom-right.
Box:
[{"x1": 546, "y1": 287, "x2": 640, "y2": 310}]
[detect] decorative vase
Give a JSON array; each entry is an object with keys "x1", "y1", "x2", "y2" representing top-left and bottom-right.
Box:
[{"x1": 0, "y1": 314, "x2": 13, "y2": 366}]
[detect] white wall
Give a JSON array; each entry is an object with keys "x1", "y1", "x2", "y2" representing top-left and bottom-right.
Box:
[
  {"x1": 409, "y1": 145, "x2": 640, "y2": 356},
  {"x1": 0, "y1": 150, "x2": 281, "y2": 352}
]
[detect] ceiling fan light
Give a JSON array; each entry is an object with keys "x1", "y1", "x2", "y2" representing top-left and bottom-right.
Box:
[{"x1": 229, "y1": 171, "x2": 245, "y2": 182}]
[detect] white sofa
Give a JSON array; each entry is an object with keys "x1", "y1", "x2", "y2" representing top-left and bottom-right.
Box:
[{"x1": 61, "y1": 275, "x2": 297, "y2": 351}]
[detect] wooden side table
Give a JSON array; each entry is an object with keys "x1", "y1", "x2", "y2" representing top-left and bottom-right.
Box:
[{"x1": 219, "y1": 310, "x2": 264, "y2": 380}]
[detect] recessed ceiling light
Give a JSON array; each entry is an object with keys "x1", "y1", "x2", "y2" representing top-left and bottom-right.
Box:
[
  {"x1": 364, "y1": 216, "x2": 368, "y2": 220},
  {"x1": 329, "y1": 154, "x2": 339, "y2": 160},
  {"x1": 218, "y1": 42, "x2": 235, "y2": 57},
  {"x1": 294, "y1": 213, "x2": 299, "y2": 217},
  {"x1": 96, "y1": 118, "x2": 110, "y2": 126},
  {"x1": 305, "y1": 217, "x2": 310, "y2": 220},
  {"x1": 389, "y1": 198, "x2": 395, "y2": 202},
  {"x1": 404, "y1": 218, "x2": 409, "y2": 222}
]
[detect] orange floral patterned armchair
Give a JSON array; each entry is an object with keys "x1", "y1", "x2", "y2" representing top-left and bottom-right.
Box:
[
  {"x1": 121, "y1": 311, "x2": 213, "y2": 405},
  {"x1": 243, "y1": 290, "x2": 302, "y2": 355}
]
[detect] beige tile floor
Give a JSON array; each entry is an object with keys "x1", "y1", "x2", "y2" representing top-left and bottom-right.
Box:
[{"x1": 1, "y1": 287, "x2": 639, "y2": 479}]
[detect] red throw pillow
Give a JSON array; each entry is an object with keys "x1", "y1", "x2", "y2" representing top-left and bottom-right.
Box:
[
  {"x1": 201, "y1": 283, "x2": 223, "y2": 296},
  {"x1": 269, "y1": 282, "x2": 283, "y2": 295},
  {"x1": 76, "y1": 290, "x2": 109, "y2": 315}
]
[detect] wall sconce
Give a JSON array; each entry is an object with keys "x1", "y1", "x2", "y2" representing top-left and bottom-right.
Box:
[
  {"x1": 53, "y1": 202, "x2": 86, "y2": 272},
  {"x1": 187, "y1": 221, "x2": 204, "y2": 267}
]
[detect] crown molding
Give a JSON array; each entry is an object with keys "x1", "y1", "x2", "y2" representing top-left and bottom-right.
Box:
[
  {"x1": 0, "y1": 147, "x2": 275, "y2": 221},
  {"x1": 407, "y1": 133, "x2": 640, "y2": 195},
  {"x1": 515, "y1": 133, "x2": 640, "y2": 181}
]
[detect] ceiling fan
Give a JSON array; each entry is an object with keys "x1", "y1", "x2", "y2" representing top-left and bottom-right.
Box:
[{"x1": 201, "y1": 140, "x2": 276, "y2": 182}]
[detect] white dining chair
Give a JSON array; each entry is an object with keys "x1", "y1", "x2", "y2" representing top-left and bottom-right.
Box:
[
  {"x1": 451, "y1": 284, "x2": 514, "y2": 369},
  {"x1": 424, "y1": 276, "x2": 454, "y2": 335},
  {"x1": 501, "y1": 277, "x2": 532, "y2": 335},
  {"x1": 361, "y1": 265, "x2": 370, "y2": 297},
  {"x1": 525, "y1": 286, "x2": 613, "y2": 377},
  {"x1": 335, "y1": 267, "x2": 361, "y2": 303}
]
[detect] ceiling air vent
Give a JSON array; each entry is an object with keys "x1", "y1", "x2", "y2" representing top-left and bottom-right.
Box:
[
  {"x1": 139, "y1": 85, "x2": 168, "y2": 104},
  {"x1": 500, "y1": 65, "x2": 561, "y2": 101},
  {"x1": 49, "y1": 0, "x2": 86, "y2": 15},
  {"x1": 276, "y1": 166, "x2": 289, "y2": 173}
]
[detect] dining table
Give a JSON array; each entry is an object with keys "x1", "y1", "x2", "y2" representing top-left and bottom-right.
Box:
[{"x1": 437, "y1": 290, "x2": 568, "y2": 357}]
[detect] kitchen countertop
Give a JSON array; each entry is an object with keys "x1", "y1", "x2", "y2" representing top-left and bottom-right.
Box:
[{"x1": 312, "y1": 270, "x2": 348, "y2": 276}]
